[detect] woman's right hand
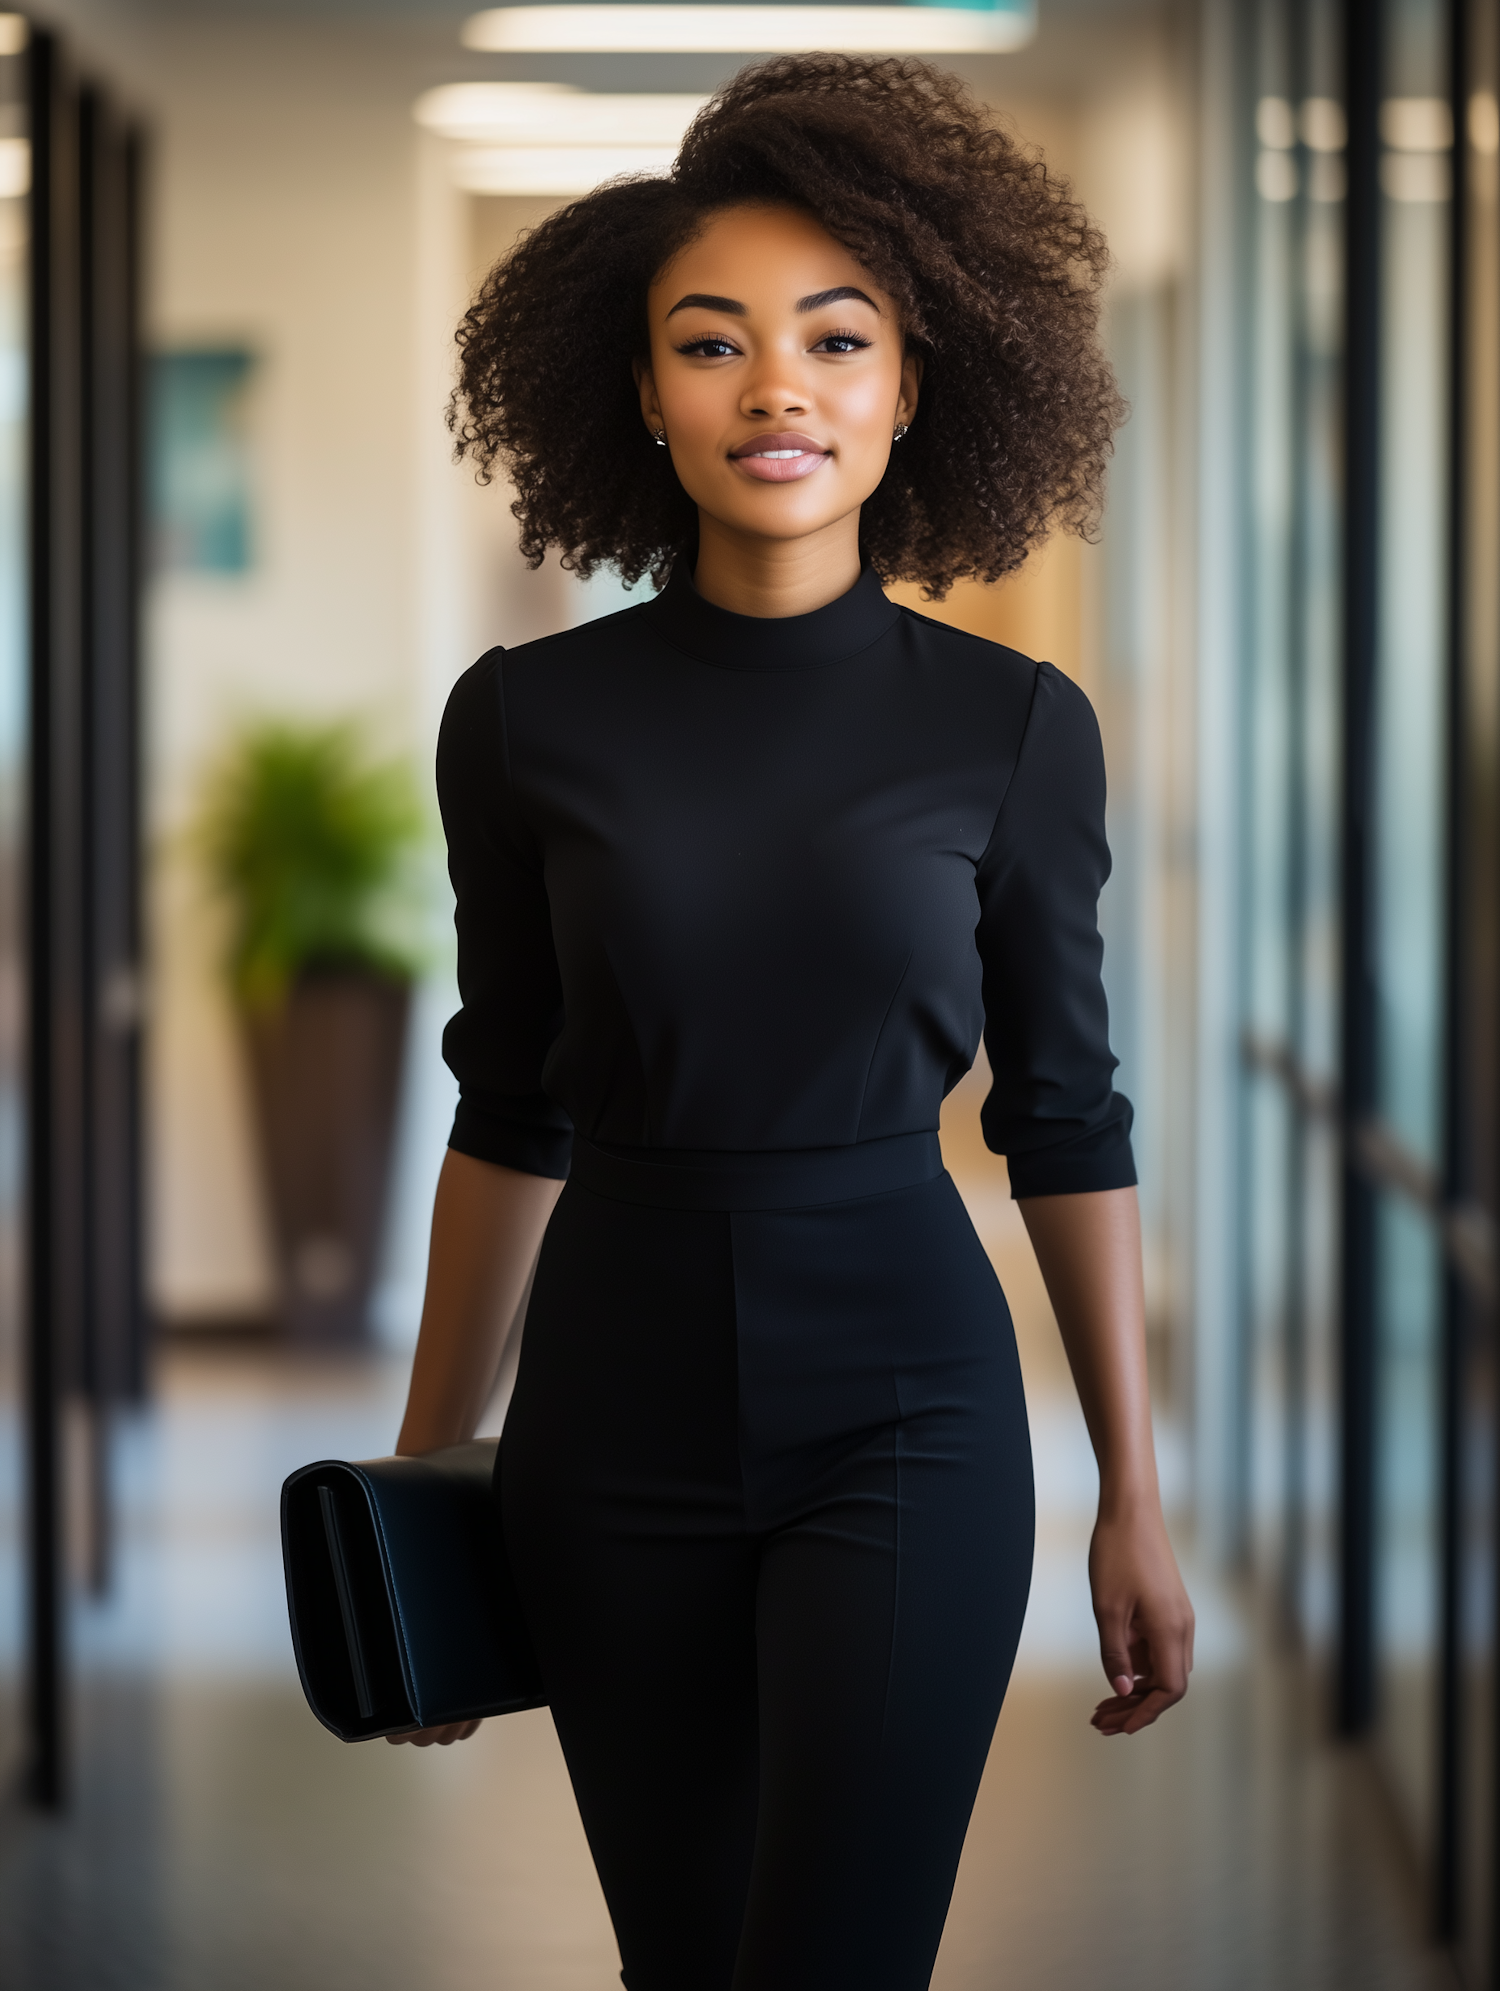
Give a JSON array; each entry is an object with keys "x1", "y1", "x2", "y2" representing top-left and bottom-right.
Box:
[
  {"x1": 387, "y1": 1719, "x2": 483, "y2": 1748},
  {"x1": 384, "y1": 1156, "x2": 560, "y2": 1755},
  {"x1": 394, "y1": 1151, "x2": 564, "y2": 1459}
]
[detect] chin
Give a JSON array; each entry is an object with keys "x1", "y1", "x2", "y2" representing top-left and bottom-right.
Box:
[{"x1": 725, "y1": 494, "x2": 850, "y2": 535}]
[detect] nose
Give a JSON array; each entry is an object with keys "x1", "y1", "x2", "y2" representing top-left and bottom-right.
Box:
[{"x1": 740, "y1": 352, "x2": 808, "y2": 422}]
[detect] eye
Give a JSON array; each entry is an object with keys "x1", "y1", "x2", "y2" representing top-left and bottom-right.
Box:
[
  {"x1": 811, "y1": 330, "x2": 873, "y2": 354},
  {"x1": 675, "y1": 335, "x2": 740, "y2": 359}
]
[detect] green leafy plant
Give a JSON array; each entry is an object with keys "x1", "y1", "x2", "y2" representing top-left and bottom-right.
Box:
[{"x1": 199, "y1": 720, "x2": 426, "y2": 1011}]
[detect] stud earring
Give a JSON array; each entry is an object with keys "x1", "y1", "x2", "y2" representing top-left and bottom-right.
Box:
[
  {"x1": 893, "y1": 423, "x2": 910, "y2": 441},
  {"x1": 653, "y1": 429, "x2": 668, "y2": 447}
]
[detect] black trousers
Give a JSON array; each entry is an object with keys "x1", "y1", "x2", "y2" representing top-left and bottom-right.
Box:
[{"x1": 501, "y1": 1147, "x2": 1034, "y2": 1991}]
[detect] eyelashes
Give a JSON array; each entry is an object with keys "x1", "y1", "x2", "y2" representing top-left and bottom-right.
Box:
[
  {"x1": 671, "y1": 328, "x2": 874, "y2": 358},
  {"x1": 673, "y1": 335, "x2": 740, "y2": 358}
]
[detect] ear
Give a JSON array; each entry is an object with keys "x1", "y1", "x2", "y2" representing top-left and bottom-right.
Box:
[
  {"x1": 896, "y1": 349, "x2": 923, "y2": 429},
  {"x1": 633, "y1": 357, "x2": 663, "y2": 438}
]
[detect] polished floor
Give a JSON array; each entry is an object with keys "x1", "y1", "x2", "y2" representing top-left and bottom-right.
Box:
[
  {"x1": 0, "y1": 1646, "x2": 1454, "y2": 1991},
  {"x1": 0, "y1": 1077, "x2": 1457, "y2": 1989}
]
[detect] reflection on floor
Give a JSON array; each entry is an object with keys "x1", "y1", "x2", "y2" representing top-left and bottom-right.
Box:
[
  {"x1": 0, "y1": 1075, "x2": 1451, "y2": 1987},
  {"x1": 0, "y1": 1659, "x2": 1453, "y2": 1991}
]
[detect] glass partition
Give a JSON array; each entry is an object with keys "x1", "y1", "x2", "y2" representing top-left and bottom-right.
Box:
[
  {"x1": 1455, "y1": 0, "x2": 1500, "y2": 1966},
  {"x1": 0, "y1": 16, "x2": 27, "y2": 1797},
  {"x1": 1370, "y1": 0, "x2": 1452, "y2": 1865},
  {"x1": 1234, "y1": 0, "x2": 1500, "y2": 1931},
  {"x1": 1237, "y1": 0, "x2": 1345, "y2": 1650}
]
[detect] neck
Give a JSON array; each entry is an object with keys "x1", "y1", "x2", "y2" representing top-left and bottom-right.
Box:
[{"x1": 690, "y1": 511, "x2": 863, "y2": 619}]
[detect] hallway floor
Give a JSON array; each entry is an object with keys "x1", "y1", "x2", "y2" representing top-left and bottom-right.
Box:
[
  {"x1": 0, "y1": 1571, "x2": 1452, "y2": 1990},
  {"x1": 0, "y1": 1077, "x2": 1455, "y2": 1988}
]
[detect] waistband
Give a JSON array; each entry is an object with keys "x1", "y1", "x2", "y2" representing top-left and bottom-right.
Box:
[{"x1": 568, "y1": 1131, "x2": 944, "y2": 1212}]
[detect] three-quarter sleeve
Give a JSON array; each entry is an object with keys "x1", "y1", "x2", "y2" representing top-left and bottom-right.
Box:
[
  {"x1": 438, "y1": 650, "x2": 573, "y2": 1179},
  {"x1": 975, "y1": 659, "x2": 1135, "y2": 1198}
]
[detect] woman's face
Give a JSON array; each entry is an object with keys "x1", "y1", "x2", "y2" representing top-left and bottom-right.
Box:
[{"x1": 637, "y1": 204, "x2": 920, "y2": 556}]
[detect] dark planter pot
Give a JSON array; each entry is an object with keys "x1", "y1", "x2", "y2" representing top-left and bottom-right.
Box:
[{"x1": 244, "y1": 966, "x2": 411, "y2": 1343}]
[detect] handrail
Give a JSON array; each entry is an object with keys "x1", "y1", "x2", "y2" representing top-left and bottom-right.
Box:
[{"x1": 1240, "y1": 1029, "x2": 1497, "y2": 1304}]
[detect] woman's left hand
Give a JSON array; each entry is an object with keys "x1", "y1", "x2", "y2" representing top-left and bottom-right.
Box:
[
  {"x1": 387, "y1": 1720, "x2": 483, "y2": 1747},
  {"x1": 1086, "y1": 1501, "x2": 1195, "y2": 1737},
  {"x1": 1017, "y1": 1189, "x2": 1195, "y2": 1741}
]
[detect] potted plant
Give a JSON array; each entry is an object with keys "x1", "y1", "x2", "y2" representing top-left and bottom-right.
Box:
[{"x1": 200, "y1": 721, "x2": 425, "y2": 1342}]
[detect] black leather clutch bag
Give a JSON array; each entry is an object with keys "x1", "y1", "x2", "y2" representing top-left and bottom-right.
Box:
[{"x1": 280, "y1": 1438, "x2": 545, "y2": 1742}]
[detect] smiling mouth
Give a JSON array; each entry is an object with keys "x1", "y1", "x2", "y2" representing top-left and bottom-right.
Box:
[{"x1": 729, "y1": 432, "x2": 831, "y2": 483}]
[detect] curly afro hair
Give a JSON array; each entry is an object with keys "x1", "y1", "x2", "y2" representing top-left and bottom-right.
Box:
[{"x1": 449, "y1": 54, "x2": 1124, "y2": 598}]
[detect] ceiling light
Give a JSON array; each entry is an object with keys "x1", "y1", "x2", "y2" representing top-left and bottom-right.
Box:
[
  {"x1": 1380, "y1": 96, "x2": 1453, "y2": 153},
  {"x1": 453, "y1": 145, "x2": 682, "y2": 194},
  {"x1": 462, "y1": 5, "x2": 1035, "y2": 56},
  {"x1": 415, "y1": 83, "x2": 579, "y2": 140},
  {"x1": 415, "y1": 84, "x2": 714, "y2": 193},
  {"x1": 1298, "y1": 96, "x2": 1346, "y2": 153},
  {"x1": 415, "y1": 83, "x2": 708, "y2": 146}
]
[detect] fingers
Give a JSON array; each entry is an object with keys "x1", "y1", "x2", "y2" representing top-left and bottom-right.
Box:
[
  {"x1": 385, "y1": 1719, "x2": 482, "y2": 1748},
  {"x1": 1090, "y1": 1682, "x2": 1177, "y2": 1735},
  {"x1": 1087, "y1": 1595, "x2": 1193, "y2": 1737},
  {"x1": 1095, "y1": 1606, "x2": 1136, "y2": 1702},
  {"x1": 1088, "y1": 1506, "x2": 1196, "y2": 1735},
  {"x1": 1090, "y1": 1625, "x2": 1192, "y2": 1736}
]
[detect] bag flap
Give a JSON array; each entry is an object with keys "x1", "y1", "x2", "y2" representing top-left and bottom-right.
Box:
[
  {"x1": 281, "y1": 1459, "x2": 418, "y2": 1741},
  {"x1": 346, "y1": 1440, "x2": 543, "y2": 1727}
]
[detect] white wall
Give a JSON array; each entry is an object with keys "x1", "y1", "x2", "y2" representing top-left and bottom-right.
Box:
[
  {"x1": 150, "y1": 38, "x2": 426, "y2": 1323},
  {"x1": 109, "y1": 23, "x2": 630, "y2": 1332},
  {"x1": 36, "y1": 1, "x2": 1198, "y2": 1355},
  {"x1": 24, "y1": 11, "x2": 450, "y2": 1324}
]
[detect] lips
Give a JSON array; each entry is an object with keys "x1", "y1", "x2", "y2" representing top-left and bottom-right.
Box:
[{"x1": 728, "y1": 431, "x2": 831, "y2": 483}]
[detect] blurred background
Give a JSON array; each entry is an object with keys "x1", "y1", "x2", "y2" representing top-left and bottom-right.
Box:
[{"x1": 0, "y1": 0, "x2": 1493, "y2": 1985}]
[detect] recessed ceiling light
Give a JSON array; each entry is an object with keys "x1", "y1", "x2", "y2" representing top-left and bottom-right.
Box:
[
  {"x1": 415, "y1": 83, "x2": 708, "y2": 146},
  {"x1": 453, "y1": 145, "x2": 682, "y2": 194},
  {"x1": 1380, "y1": 96, "x2": 1453, "y2": 154},
  {"x1": 414, "y1": 84, "x2": 714, "y2": 192},
  {"x1": 413, "y1": 82, "x2": 579, "y2": 140},
  {"x1": 461, "y1": 5, "x2": 1035, "y2": 56}
]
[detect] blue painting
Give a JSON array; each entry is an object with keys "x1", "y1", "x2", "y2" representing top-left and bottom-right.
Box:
[{"x1": 150, "y1": 349, "x2": 256, "y2": 574}]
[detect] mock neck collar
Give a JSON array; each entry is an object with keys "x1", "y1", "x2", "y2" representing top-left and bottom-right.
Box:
[{"x1": 643, "y1": 562, "x2": 899, "y2": 671}]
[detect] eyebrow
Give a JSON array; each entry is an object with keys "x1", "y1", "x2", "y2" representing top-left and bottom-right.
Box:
[
  {"x1": 796, "y1": 286, "x2": 880, "y2": 314},
  {"x1": 665, "y1": 292, "x2": 745, "y2": 318},
  {"x1": 664, "y1": 284, "x2": 882, "y2": 319}
]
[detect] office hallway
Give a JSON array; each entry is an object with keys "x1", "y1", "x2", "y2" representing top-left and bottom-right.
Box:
[
  {"x1": 0, "y1": 0, "x2": 1493, "y2": 1980},
  {"x1": 0, "y1": 1079, "x2": 1449, "y2": 1991},
  {"x1": 0, "y1": 1637, "x2": 1450, "y2": 1990}
]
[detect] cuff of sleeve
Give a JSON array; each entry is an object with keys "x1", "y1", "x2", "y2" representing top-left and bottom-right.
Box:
[
  {"x1": 448, "y1": 1098, "x2": 573, "y2": 1180},
  {"x1": 1008, "y1": 1145, "x2": 1137, "y2": 1198},
  {"x1": 1005, "y1": 1120, "x2": 1137, "y2": 1200}
]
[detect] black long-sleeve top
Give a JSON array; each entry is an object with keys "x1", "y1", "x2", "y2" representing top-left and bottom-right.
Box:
[{"x1": 438, "y1": 563, "x2": 1134, "y2": 1199}]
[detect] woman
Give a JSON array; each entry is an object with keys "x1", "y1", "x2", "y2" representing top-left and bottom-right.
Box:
[{"x1": 393, "y1": 53, "x2": 1194, "y2": 1991}]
